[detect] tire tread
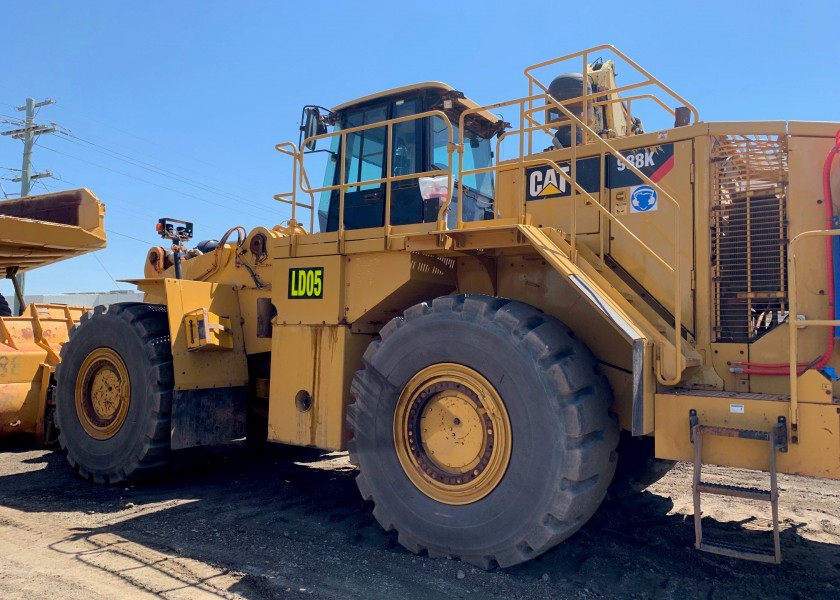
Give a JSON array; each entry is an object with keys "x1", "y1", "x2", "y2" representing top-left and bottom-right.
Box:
[
  {"x1": 56, "y1": 302, "x2": 174, "y2": 484},
  {"x1": 347, "y1": 293, "x2": 618, "y2": 569}
]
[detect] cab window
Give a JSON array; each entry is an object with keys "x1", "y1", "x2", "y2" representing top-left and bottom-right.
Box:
[
  {"x1": 344, "y1": 105, "x2": 387, "y2": 191},
  {"x1": 392, "y1": 98, "x2": 420, "y2": 177},
  {"x1": 431, "y1": 116, "x2": 493, "y2": 195},
  {"x1": 431, "y1": 116, "x2": 495, "y2": 220}
]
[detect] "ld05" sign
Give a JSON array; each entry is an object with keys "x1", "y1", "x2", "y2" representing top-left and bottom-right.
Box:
[{"x1": 288, "y1": 267, "x2": 324, "y2": 299}]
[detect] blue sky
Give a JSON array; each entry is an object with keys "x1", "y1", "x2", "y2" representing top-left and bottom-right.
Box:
[{"x1": 2, "y1": 0, "x2": 839, "y2": 296}]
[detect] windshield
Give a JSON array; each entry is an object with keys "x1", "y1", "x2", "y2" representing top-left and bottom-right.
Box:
[{"x1": 431, "y1": 116, "x2": 494, "y2": 198}]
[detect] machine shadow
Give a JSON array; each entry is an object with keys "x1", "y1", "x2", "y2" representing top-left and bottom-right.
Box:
[{"x1": 1, "y1": 444, "x2": 839, "y2": 599}]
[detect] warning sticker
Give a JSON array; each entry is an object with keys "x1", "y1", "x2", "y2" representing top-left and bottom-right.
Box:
[{"x1": 629, "y1": 185, "x2": 658, "y2": 213}]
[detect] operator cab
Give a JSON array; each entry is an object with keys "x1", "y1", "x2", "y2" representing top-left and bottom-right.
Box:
[{"x1": 304, "y1": 83, "x2": 504, "y2": 232}]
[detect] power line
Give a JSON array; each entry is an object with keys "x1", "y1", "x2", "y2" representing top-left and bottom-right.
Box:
[
  {"x1": 9, "y1": 97, "x2": 282, "y2": 213},
  {"x1": 92, "y1": 253, "x2": 123, "y2": 289},
  {"x1": 106, "y1": 229, "x2": 149, "y2": 244},
  {"x1": 39, "y1": 144, "x2": 272, "y2": 221},
  {"x1": 53, "y1": 129, "x2": 276, "y2": 214},
  {"x1": 51, "y1": 102, "x2": 269, "y2": 198},
  {"x1": 52, "y1": 172, "x2": 218, "y2": 231}
]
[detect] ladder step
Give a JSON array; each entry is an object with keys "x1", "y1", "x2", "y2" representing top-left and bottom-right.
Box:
[
  {"x1": 699, "y1": 539, "x2": 779, "y2": 564},
  {"x1": 696, "y1": 482, "x2": 772, "y2": 501},
  {"x1": 694, "y1": 425, "x2": 770, "y2": 441},
  {"x1": 690, "y1": 411, "x2": 783, "y2": 564}
]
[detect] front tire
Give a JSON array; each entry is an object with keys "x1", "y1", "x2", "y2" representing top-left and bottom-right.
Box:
[
  {"x1": 348, "y1": 295, "x2": 618, "y2": 568},
  {"x1": 55, "y1": 303, "x2": 174, "y2": 483}
]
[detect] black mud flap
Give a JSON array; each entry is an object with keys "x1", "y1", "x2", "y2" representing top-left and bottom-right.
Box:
[{"x1": 170, "y1": 387, "x2": 247, "y2": 450}]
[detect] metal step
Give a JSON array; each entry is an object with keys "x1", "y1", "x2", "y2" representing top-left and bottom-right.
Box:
[
  {"x1": 699, "y1": 539, "x2": 779, "y2": 564},
  {"x1": 696, "y1": 482, "x2": 772, "y2": 502},
  {"x1": 693, "y1": 424, "x2": 770, "y2": 441},
  {"x1": 690, "y1": 410, "x2": 783, "y2": 564}
]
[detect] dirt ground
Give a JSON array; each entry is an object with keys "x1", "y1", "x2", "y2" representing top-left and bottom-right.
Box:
[{"x1": 0, "y1": 440, "x2": 838, "y2": 600}]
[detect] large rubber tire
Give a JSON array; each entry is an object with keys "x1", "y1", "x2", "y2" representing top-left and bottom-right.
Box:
[
  {"x1": 55, "y1": 303, "x2": 174, "y2": 483},
  {"x1": 0, "y1": 292, "x2": 11, "y2": 317},
  {"x1": 348, "y1": 295, "x2": 619, "y2": 568}
]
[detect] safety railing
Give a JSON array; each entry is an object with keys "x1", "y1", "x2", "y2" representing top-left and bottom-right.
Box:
[
  {"x1": 276, "y1": 110, "x2": 456, "y2": 239},
  {"x1": 523, "y1": 44, "x2": 699, "y2": 154},
  {"x1": 787, "y1": 229, "x2": 840, "y2": 433},
  {"x1": 274, "y1": 142, "x2": 317, "y2": 233},
  {"x1": 277, "y1": 101, "x2": 685, "y2": 384},
  {"x1": 453, "y1": 93, "x2": 685, "y2": 384},
  {"x1": 274, "y1": 46, "x2": 694, "y2": 383}
]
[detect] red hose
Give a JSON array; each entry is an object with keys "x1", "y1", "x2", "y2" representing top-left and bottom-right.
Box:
[
  {"x1": 734, "y1": 131, "x2": 840, "y2": 374},
  {"x1": 731, "y1": 361, "x2": 809, "y2": 368},
  {"x1": 812, "y1": 132, "x2": 840, "y2": 370},
  {"x1": 736, "y1": 368, "x2": 792, "y2": 376}
]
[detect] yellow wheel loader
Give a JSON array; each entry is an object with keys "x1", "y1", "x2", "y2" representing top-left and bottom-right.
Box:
[
  {"x1": 55, "y1": 46, "x2": 840, "y2": 567},
  {"x1": 0, "y1": 189, "x2": 106, "y2": 444}
]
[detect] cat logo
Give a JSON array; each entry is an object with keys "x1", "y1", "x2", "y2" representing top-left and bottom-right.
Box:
[
  {"x1": 525, "y1": 157, "x2": 601, "y2": 202},
  {"x1": 528, "y1": 165, "x2": 571, "y2": 200}
]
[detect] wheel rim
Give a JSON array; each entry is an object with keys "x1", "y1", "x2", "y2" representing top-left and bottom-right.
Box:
[
  {"x1": 75, "y1": 347, "x2": 131, "y2": 440},
  {"x1": 394, "y1": 363, "x2": 512, "y2": 505}
]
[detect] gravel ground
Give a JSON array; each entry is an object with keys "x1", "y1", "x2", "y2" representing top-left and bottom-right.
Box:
[{"x1": 0, "y1": 440, "x2": 838, "y2": 599}]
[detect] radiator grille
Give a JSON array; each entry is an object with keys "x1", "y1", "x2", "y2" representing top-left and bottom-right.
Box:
[{"x1": 711, "y1": 135, "x2": 788, "y2": 343}]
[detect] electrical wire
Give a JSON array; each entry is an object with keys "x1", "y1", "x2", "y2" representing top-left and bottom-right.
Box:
[
  {"x1": 51, "y1": 173, "x2": 219, "y2": 232},
  {"x1": 53, "y1": 130, "x2": 276, "y2": 214},
  {"x1": 92, "y1": 253, "x2": 123, "y2": 289},
  {"x1": 38, "y1": 144, "x2": 272, "y2": 221},
  {"x1": 51, "y1": 103, "x2": 268, "y2": 198},
  {"x1": 106, "y1": 229, "x2": 154, "y2": 245}
]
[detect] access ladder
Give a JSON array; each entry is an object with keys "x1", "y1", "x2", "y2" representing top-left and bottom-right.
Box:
[{"x1": 689, "y1": 410, "x2": 788, "y2": 564}]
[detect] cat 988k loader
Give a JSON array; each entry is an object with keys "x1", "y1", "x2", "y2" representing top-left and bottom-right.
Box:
[{"x1": 54, "y1": 46, "x2": 840, "y2": 567}]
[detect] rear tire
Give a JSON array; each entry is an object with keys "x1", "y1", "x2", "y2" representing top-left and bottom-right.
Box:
[
  {"x1": 348, "y1": 295, "x2": 619, "y2": 568},
  {"x1": 0, "y1": 292, "x2": 11, "y2": 317},
  {"x1": 55, "y1": 302, "x2": 174, "y2": 483}
]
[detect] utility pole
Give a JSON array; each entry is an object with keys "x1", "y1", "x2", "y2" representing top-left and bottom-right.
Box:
[{"x1": 0, "y1": 97, "x2": 56, "y2": 314}]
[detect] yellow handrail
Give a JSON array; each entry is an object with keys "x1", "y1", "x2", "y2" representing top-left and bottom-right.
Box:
[
  {"x1": 787, "y1": 229, "x2": 840, "y2": 434},
  {"x1": 271, "y1": 46, "x2": 697, "y2": 383},
  {"x1": 458, "y1": 93, "x2": 684, "y2": 384},
  {"x1": 281, "y1": 110, "x2": 456, "y2": 235},
  {"x1": 274, "y1": 141, "x2": 316, "y2": 233},
  {"x1": 523, "y1": 44, "x2": 700, "y2": 135}
]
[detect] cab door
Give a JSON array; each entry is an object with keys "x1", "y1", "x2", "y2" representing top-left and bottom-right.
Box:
[{"x1": 326, "y1": 103, "x2": 388, "y2": 231}]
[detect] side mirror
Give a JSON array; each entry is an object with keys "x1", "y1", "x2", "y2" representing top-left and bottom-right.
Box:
[{"x1": 302, "y1": 107, "x2": 328, "y2": 152}]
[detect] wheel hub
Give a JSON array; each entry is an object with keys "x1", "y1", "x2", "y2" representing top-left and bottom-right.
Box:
[
  {"x1": 395, "y1": 364, "x2": 511, "y2": 505},
  {"x1": 75, "y1": 348, "x2": 131, "y2": 440}
]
